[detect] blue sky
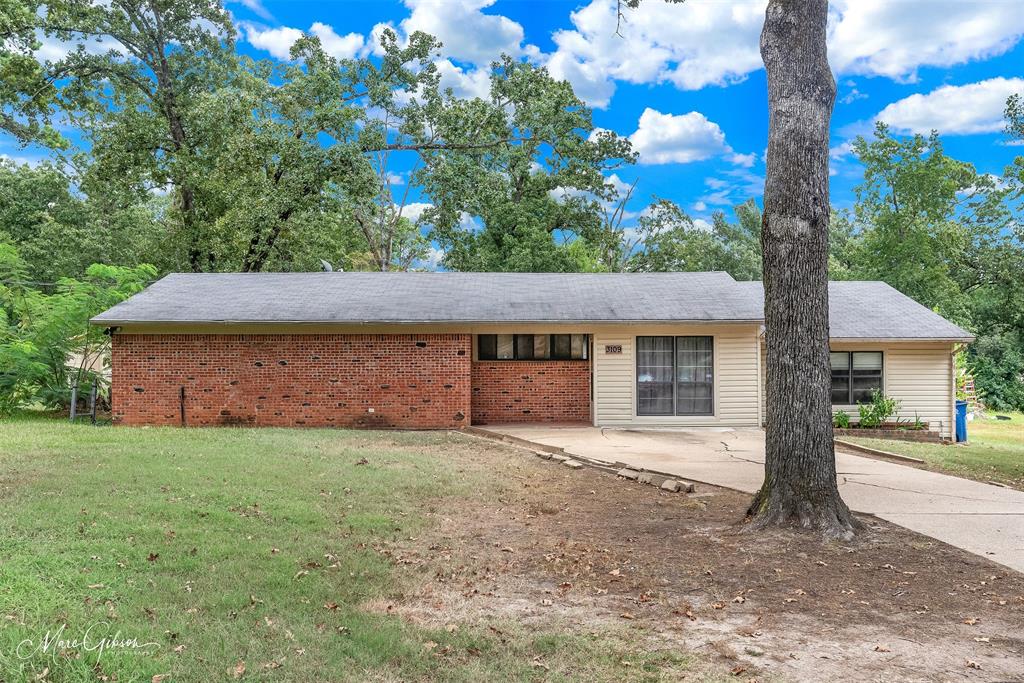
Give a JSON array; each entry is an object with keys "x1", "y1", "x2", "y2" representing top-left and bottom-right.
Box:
[
  {"x1": 224, "y1": 0, "x2": 1024, "y2": 225},
  {"x1": 6, "y1": 0, "x2": 1024, "y2": 232}
]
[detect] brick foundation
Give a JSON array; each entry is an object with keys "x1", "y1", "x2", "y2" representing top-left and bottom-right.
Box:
[
  {"x1": 111, "y1": 334, "x2": 471, "y2": 428},
  {"x1": 470, "y1": 361, "x2": 591, "y2": 424},
  {"x1": 834, "y1": 427, "x2": 943, "y2": 443}
]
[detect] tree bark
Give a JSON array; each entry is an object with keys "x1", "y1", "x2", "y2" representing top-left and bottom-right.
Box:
[{"x1": 748, "y1": 0, "x2": 859, "y2": 539}]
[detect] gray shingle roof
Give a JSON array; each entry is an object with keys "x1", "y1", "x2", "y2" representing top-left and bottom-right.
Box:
[
  {"x1": 91, "y1": 272, "x2": 974, "y2": 341},
  {"x1": 91, "y1": 271, "x2": 763, "y2": 324},
  {"x1": 735, "y1": 281, "x2": 974, "y2": 341}
]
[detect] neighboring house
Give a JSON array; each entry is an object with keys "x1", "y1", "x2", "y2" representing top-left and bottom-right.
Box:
[{"x1": 90, "y1": 272, "x2": 974, "y2": 439}]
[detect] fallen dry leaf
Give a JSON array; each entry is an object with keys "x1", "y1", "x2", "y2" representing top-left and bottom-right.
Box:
[
  {"x1": 228, "y1": 660, "x2": 246, "y2": 679},
  {"x1": 620, "y1": 612, "x2": 635, "y2": 620},
  {"x1": 966, "y1": 659, "x2": 982, "y2": 670},
  {"x1": 152, "y1": 675, "x2": 170, "y2": 683},
  {"x1": 963, "y1": 617, "x2": 979, "y2": 625},
  {"x1": 730, "y1": 665, "x2": 747, "y2": 676},
  {"x1": 147, "y1": 553, "x2": 159, "y2": 562},
  {"x1": 973, "y1": 637, "x2": 990, "y2": 643},
  {"x1": 732, "y1": 596, "x2": 746, "y2": 604},
  {"x1": 324, "y1": 602, "x2": 339, "y2": 611},
  {"x1": 873, "y1": 645, "x2": 890, "y2": 653}
]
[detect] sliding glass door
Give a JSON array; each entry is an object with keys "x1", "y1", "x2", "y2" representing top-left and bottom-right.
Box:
[{"x1": 637, "y1": 336, "x2": 714, "y2": 416}]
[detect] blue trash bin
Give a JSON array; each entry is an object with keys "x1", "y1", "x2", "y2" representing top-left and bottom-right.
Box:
[{"x1": 955, "y1": 400, "x2": 968, "y2": 443}]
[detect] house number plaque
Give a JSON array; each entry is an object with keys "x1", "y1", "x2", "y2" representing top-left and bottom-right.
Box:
[{"x1": 604, "y1": 345, "x2": 623, "y2": 354}]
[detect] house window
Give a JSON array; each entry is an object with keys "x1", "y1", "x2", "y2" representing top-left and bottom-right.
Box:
[
  {"x1": 477, "y1": 334, "x2": 589, "y2": 361},
  {"x1": 830, "y1": 351, "x2": 883, "y2": 404},
  {"x1": 637, "y1": 336, "x2": 714, "y2": 416}
]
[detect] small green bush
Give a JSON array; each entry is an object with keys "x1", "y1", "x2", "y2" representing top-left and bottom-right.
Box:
[
  {"x1": 857, "y1": 390, "x2": 901, "y2": 428},
  {"x1": 833, "y1": 410, "x2": 851, "y2": 429}
]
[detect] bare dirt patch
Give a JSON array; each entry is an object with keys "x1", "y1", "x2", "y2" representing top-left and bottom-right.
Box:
[{"x1": 374, "y1": 436, "x2": 1024, "y2": 682}]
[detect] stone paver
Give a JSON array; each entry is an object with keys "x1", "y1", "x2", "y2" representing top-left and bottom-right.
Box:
[{"x1": 479, "y1": 424, "x2": 1024, "y2": 574}]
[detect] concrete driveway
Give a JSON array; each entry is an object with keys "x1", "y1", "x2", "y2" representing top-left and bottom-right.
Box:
[{"x1": 478, "y1": 424, "x2": 1024, "y2": 574}]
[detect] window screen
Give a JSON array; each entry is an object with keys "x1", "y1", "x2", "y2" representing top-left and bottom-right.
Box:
[
  {"x1": 830, "y1": 352, "x2": 851, "y2": 404},
  {"x1": 851, "y1": 352, "x2": 883, "y2": 403},
  {"x1": 496, "y1": 334, "x2": 514, "y2": 360},
  {"x1": 829, "y1": 351, "x2": 883, "y2": 404},
  {"x1": 477, "y1": 334, "x2": 588, "y2": 361}
]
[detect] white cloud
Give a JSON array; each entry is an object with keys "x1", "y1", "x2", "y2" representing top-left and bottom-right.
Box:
[
  {"x1": 398, "y1": 0, "x2": 538, "y2": 65},
  {"x1": 415, "y1": 246, "x2": 446, "y2": 271},
  {"x1": 309, "y1": 22, "x2": 364, "y2": 60},
  {"x1": 829, "y1": 1, "x2": 1024, "y2": 82},
  {"x1": 544, "y1": 0, "x2": 1024, "y2": 109},
  {"x1": 627, "y1": 108, "x2": 752, "y2": 167},
  {"x1": 434, "y1": 59, "x2": 492, "y2": 99},
  {"x1": 243, "y1": 22, "x2": 363, "y2": 61},
  {"x1": 697, "y1": 169, "x2": 764, "y2": 207},
  {"x1": 243, "y1": 24, "x2": 304, "y2": 60},
  {"x1": 545, "y1": 0, "x2": 763, "y2": 108},
  {"x1": 727, "y1": 152, "x2": 757, "y2": 168},
  {"x1": 234, "y1": 0, "x2": 274, "y2": 21},
  {"x1": 400, "y1": 202, "x2": 433, "y2": 223},
  {"x1": 875, "y1": 77, "x2": 1024, "y2": 135},
  {"x1": 829, "y1": 141, "x2": 854, "y2": 160}
]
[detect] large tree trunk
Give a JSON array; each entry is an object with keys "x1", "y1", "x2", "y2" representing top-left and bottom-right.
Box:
[{"x1": 747, "y1": 0, "x2": 858, "y2": 539}]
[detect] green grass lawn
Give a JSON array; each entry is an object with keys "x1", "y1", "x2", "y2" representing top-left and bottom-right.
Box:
[
  {"x1": 0, "y1": 414, "x2": 694, "y2": 682},
  {"x1": 844, "y1": 412, "x2": 1024, "y2": 488}
]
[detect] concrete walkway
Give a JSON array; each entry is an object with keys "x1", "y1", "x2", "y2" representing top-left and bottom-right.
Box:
[{"x1": 478, "y1": 424, "x2": 1024, "y2": 574}]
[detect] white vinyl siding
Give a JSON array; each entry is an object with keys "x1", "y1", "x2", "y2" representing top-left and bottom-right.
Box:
[
  {"x1": 593, "y1": 325, "x2": 761, "y2": 427},
  {"x1": 760, "y1": 340, "x2": 955, "y2": 439},
  {"x1": 882, "y1": 345, "x2": 955, "y2": 439}
]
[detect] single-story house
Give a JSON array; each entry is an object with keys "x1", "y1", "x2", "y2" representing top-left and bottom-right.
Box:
[{"x1": 90, "y1": 272, "x2": 974, "y2": 439}]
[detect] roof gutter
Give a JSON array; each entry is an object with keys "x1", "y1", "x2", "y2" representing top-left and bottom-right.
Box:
[{"x1": 89, "y1": 318, "x2": 768, "y2": 326}]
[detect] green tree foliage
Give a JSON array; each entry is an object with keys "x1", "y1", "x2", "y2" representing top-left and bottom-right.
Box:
[
  {"x1": 423, "y1": 58, "x2": 635, "y2": 272},
  {"x1": 0, "y1": 159, "x2": 164, "y2": 281},
  {"x1": 841, "y1": 123, "x2": 1024, "y2": 410},
  {"x1": 0, "y1": 0, "x2": 63, "y2": 146},
  {"x1": 626, "y1": 199, "x2": 763, "y2": 278},
  {"x1": 24, "y1": 1, "x2": 632, "y2": 273},
  {"x1": 0, "y1": 242, "x2": 155, "y2": 413}
]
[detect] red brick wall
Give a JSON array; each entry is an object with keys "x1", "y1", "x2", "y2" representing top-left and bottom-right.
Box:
[
  {"x1": 471, "y1": 361, "x2": 591, "y2": 424},
  {"x1": 111, "y1": 334, "x2": 471, "y2": 428}
]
